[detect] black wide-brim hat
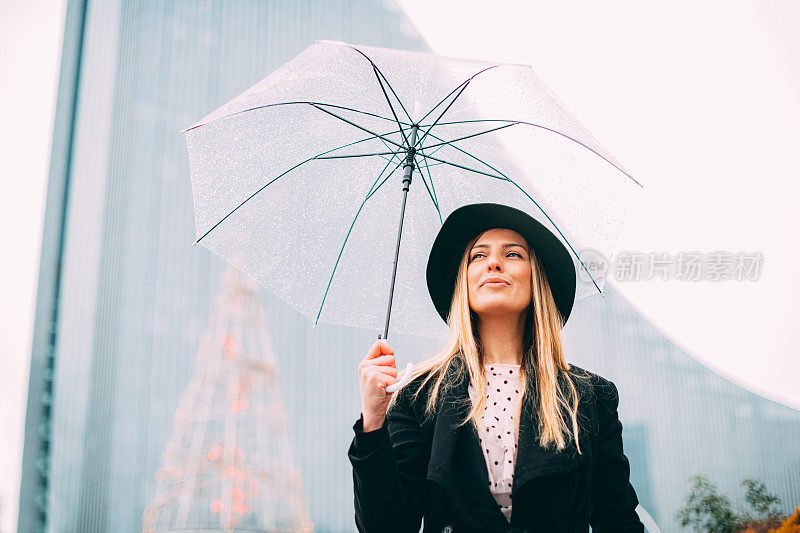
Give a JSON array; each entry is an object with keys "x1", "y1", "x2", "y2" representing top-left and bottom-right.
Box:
[{"x1": 426, "y1": 203, "x2": 577, "y2": 328}]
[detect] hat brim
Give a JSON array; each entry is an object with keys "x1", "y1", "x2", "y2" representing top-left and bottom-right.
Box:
[{"x1": 426, "y1": 203, "x2": 576, "y2": 328}]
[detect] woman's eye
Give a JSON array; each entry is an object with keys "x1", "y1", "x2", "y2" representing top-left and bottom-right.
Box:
[{"x1": 471, "y1": 251, "x2": 523, "y2": 260}]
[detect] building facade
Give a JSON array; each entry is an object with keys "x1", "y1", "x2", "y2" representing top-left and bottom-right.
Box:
[
  {"x1": 19, "y1": 1, "x2": 799, "y2": 532},
  {"x1": 18, "y1": 1, "x2": 427, "y2": 531},
  {"x1": 564, "y1": 284, "x2": 800, "y2": 529}
]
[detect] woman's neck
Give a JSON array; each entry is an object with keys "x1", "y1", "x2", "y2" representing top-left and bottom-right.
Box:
[{"x1": 476, "y1": 312, "x2": 526, "y2": 365}]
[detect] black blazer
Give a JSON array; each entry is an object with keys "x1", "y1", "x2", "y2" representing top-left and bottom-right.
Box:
[{"x1": 348, "y1": 359, "x2": 644, "y2": 533}]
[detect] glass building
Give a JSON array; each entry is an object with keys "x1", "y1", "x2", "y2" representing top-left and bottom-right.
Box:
[
  {"x1": 18, "y1": 1, "x2": 427, "y2": 532},
  {"x1": 564, "y1": 285, "x2": 800, "y2": 530},
  {"x1": 18, "y1": 0, "x2": 800, "y2": 532}
]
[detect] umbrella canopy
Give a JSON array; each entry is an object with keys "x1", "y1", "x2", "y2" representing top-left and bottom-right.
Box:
[{"x1": 184, "y1": 40, "x2": 640, "y2": 341}]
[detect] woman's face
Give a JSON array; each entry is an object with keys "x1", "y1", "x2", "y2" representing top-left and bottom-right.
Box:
[{"x1": 466, "y1": 228, "x2": 533, "y2": 320}]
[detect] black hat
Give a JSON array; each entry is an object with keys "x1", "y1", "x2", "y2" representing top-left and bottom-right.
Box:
[{"x1": 426, "y1": 203, "x2": 576, "y2": 327}]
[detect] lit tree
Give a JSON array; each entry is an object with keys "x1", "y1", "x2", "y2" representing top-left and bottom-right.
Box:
[{"x1": 142, "y1": 267, "x2": 313, "y2": 532}]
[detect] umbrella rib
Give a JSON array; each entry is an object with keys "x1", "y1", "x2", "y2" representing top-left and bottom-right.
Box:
[
  {"x1": 416, "y1": 145, "x2": 446, "y2": 211},
  {"x1": 373, "y1": 124, "x2": 409, "y2": 158},
  {"x1": 369, "y1": 129, "x2": 406, "y2": 164},
  {"x1": 415, "y1": 151, "x2": 508, "y2": 181},
  {"x1": 425, "y1": 118, "x2": 641, "y2": 187},
  {"x1": 416, "y1": 66, "x2": 499, "y2": 149},
  {"x1": 182, "y1": 101, "x2": 409, "y2": 132},
  {"x1": 413, "y1": 153, "x2": 442, "y2": 225},
  {"x1": 365, "y1": 159, "x2": 403, "y2": 202},
  {"x1": 371, "y1": 64, "x2": 410, "y2": 147},
  {"x1": 348, "y1": 45, "x2": 414, "y2": 125},
  {"x1": 314, "y1": 155, "x2": 406, "y2": 325},
  {"x1": 417, "y1": 151, "x2": 439, "y2": 209},
  {"x1": 418, "y1": 127, "x2": 503, "y2": 177},
  {"x1": 417, "y1": 136, "x2": 604, "y2": 293},
  {"x1": 422, "y1": 129, "x2": 509, "y2": 177},
  {"x1": 315, "y1": 150, "x2": 405, "y2": 160},
  {"x1": 417, "y1": 160, "x2": 446, "y2": 168},
  {"x1": 193, "y1": 128, "x2": 406, "y2": 246},
  {"x1": 313, "y1": 102, "x2": 411, "y2": 126},
  {"x1": 416, "y1": 81, "x2": 467, "y2": 126},
  {"x1": 310, "y1": 104, "x2": 405, "y2": 150},
  {"x1": 193, "y1": 158, "x2": 315, "y2": 246},
  {"x1": 419, "y1": 122, "x2": 521, "y2": 151},
  {"x1": 417, "y1": 136, "x2": 451, "y2": 160},
  {"x1": 505, "y1": 178, "x2": 602, "y2": 294},
  {"x1": 417, "y1": 65, "x2": 499, "y2": 126},
  {"x1": 375, "y1": 67, "x2": 414, "y2": 125}
]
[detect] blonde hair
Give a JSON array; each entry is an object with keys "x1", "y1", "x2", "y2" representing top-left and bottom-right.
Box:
[{"x1": 388, "y1": 231, "x2": 588, "y2": 453}]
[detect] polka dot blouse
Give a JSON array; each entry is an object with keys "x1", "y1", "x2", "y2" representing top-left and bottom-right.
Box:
[{"x1": 467, "y1": 363, "x2": 521, "y2": 523}]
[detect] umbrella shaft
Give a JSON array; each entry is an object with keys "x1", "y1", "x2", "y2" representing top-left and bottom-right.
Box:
[{"x1": 380, "y1": 125, "x2": 418, "y2": 340}]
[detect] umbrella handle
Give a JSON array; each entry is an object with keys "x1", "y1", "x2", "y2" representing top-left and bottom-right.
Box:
[{"x1": 385, "y1": 362, "x2": 413, "y2": 394}]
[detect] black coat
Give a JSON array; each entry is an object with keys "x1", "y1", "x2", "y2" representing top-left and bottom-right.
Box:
[{"x1": 348, "y1": 360, "x2": 644, "y2": 533}]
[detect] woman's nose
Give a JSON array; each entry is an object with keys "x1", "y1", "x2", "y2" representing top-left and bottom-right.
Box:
[{"x1": 487, "y1": 253, "x2": 502, "y2": 270}]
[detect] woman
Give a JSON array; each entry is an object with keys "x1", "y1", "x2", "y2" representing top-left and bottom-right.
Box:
[{"x1": 348, "y1": 203, "x2": 644, "y2": 533}]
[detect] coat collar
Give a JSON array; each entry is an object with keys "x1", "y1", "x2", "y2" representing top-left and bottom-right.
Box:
[{"x1": 423, "y1": 358, "x2": 592, "y2": 528}]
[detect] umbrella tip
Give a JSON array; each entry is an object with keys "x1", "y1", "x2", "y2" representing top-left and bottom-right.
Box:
[{"x1": 624, "y1": 169, "x2": 644, "y2": 188}]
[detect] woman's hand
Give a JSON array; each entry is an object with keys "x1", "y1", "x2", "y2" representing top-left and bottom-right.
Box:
[{"x1": 358, "y1": 339, "x2": 398, "y2": 432}]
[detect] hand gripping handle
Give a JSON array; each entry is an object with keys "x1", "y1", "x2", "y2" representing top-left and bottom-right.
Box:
[
  {"x1": 385, "y1": 362, "x2": 413, "y2": 394},
  {"x1": 377, "y1": 333, "x2": 413, "y2": 394}
]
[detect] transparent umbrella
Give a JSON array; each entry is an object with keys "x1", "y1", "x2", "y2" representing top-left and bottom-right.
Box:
[{"x1": 184, "y1": 40, "x2": 641, "y2": 389}]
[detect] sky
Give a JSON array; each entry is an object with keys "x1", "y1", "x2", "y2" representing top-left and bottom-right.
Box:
[
  {"x1": 1, "y1": 1, "x2": 798, "y2": 530},
  {"x1": 0, "y1": 0, "x2": 66, "y2": 530},
  {"x1": 395, "y1": 0, "x2": 800, "y2": 410}
]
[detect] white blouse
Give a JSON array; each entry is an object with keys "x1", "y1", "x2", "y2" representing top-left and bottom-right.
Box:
[{"x1": 467, "y1": 363, "x2": 522, "y2": 522}]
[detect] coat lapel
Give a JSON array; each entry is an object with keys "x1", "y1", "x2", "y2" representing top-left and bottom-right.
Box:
[
  {"x1": 424, "y1": 360, "x2": 592, "y2": 523},
  {"x1": 511, "y1": 383, "x2": 590, "y2": 499},
  {"x1": 425, "y1": 362, "x2": 510, "y2": 529}
]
